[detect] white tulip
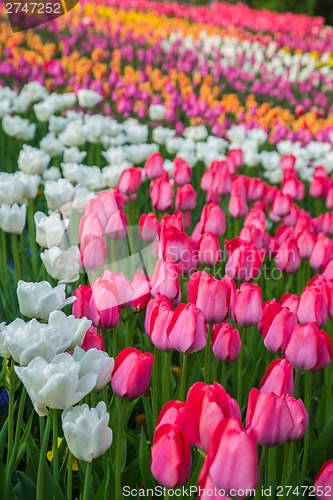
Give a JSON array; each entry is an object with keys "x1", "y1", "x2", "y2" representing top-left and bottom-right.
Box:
[
  {"x1": 34, "y1": 211, "x2": 69, "y2": 248},
  {"x1": 152, "y1": 126, "x2": 176, "y2": 145},
  {"x1": 41, "y1": 246, "x2": 81, "y2": 283},
  {"x1": 63, "y1": 147, "x2": 87, "y2": 164},
  {"x1": 2, "y1": 115, "x2": 36, "y2": 141},
  {"x1": 40, "y1": 134, "x2": 65, "y2": 157},
  {"x1": 19, "y1": 81, "x2": 49, "y2": 102},
  {"x1": 42, "y1": 167, "x2": 62, "y2": 182},
  {"x1": 0, "y1": 203, "x2": 26, "y2": 234},
  {"x1": 18, "y1": 145, "x2": 50, "y2": 175},
  {"x1": 58, "y1": 123, "x2": 88, "y2": 147},
  {"x1": 149, "y1": 104, "x2": 166, "y2": 121},
  {"x1": 44, "y1": 178, "x2": 75, "y2": 211},
  {"x1": 48, "y1": 311, "x2": 91, "y2": 351},
  {"x1": 17, "y1": 280, "x2": 75, "y2": 320},
  {"x1": 33, "y1": 101, "x2": 55, "y2": 122},
  {"x1": 73, "y1": 346, "x2": 114, "y2": 390},
  {"x1": 62, "y1": 402, "x2": 112, "y2": 462},
  {"x1": 77, "y1": 89, "x2": 103, "y2": 108},
  {"x1": 15, "y1": 353, "x2": 97, "y2": 416}
]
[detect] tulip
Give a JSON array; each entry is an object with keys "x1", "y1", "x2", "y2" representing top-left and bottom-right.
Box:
[
  {"x1": 62, "y1": 402, "x2": 112, "y2": 462},
  {"x1": 15, "y1": 353, "x2": 97, "y2": 416},
  {"x1": 212, "y1": 323, "x2": 242, "y2": 363},
  {"x1": 0, "y1": 203, "x2": 26, "y2": 234},
  {"x1": 150, "y1": 259, "x2": 181, "y2": 305},
  {"x1": 150, "y1": 178, "x2": 173, "y2": 212},
  {"x1": 260, "y1": 359, "x2": 294, "y2": 396},
  {"x1": 89, "y1": 278, "x2": 121, "y2": 329},
  {"x1": 145, "y1": 294, "x2": 174, "y2": 351},
  {"x1": 129, "y1": 270, "x2": 151, "y2": 311},
  {"x1": 111, "y1": 347, "x2": 154, "y2": 399},
  {"x1": 279, "y1": 293, "x2": 299, "y2": 315},
  {"x1": 197, "y1": 232, "x2": 221, "y2": 267},
  {"x1": 117, "y1": 167, "x2": 142, "y2": 196},
  {"x1": 155, "y1": 401, "x2": 186, "y2": 432},
  {"x1": 246, "y1": 388, "x2": 295, "y2": 447},
  {"x1": 182, "y1": 382, "x2": 241, "y2": 452},
  {"x1": 296, "y1": 230, "x2": 316, "y2": 259},
  {"x1": 225, "y1": 241, "x2": 266, "y2": 282},
  {"x1": 228, "y1": 194, "x2": 248, "y2": 218},
  {"x1": 151, "y1": 423, "x2": 192, "y2": 488},
  {"x1": 167, "y1": 303, "x2": 207, "y2": 354},
  {"x1": 270, "y1": 192, "x2": 292, "y2": 219},
  {"x1": 174, "y1": 157, "x2": 192, "y2": 186},
  {"x1": 80, "y1": 235, "x2": 108, "y2": 270},
  {"x1": 97, "y1": 270, "x2": 134, "y2": 308},
  {"x1": 79, "y1": 213, "x2": 104, "y2": 243},
  {"x1": 17, "y1": 280, "x2": 75, "y2": 320},
  {"x1": 283, "y1": 394, "x2": 308, "y2": 441},
  {"x1": 144, "y1": 152, "x2": 164, "y2": 179},
  {"x1": 105, "y1": 210, "x2": 128, "y2": 239},
  {"x1": 297, "y1": 286, "x2": 328, "y2": 327},
  {"x1": 206, "y1": 418, "x2": 258, "y2": 493},
  {"x1": 138, "y1": 212, "x2": 159, "y2": 242},
  {"x1": 259, "y1": 299, "x2": 297, "y2": 354},
  {"x1": 80, "y1": 325, "x2": 104, "y2": 351},
  {"x1": 285, "y1": 323, "x2": 332, "y2": 371},
  {"x1": 34, "y1": 211, "x2": 68, "y2": 248},
  {"x1": 40, "y1": 246, "x2": 80, "y2": 283},
  {"x1": 275, "y1": 239, "x2": 301, "y2": 274},
  {"x1": 175, "y1": 184, "x2": 197, "y2": 212},
  {"x1": 160, "y1": 224, "x2": 192, "y2": 263},
  {"x1": 72, "y1": 346, "x2": 114, "y2": 391},
  {"x1": 199, "y1": 203, "x2": 226, "y2": 237},
  {"x1": 233, "y1": 283, "x2": 262, "y2": 327},
  {"x1": 188, "y1": 271, "x2": 230, "y2": 324},
  {"x1": 310, "y1": 234, "x2": 333, "y2": 271},
  {"x1": 315, "y1": 461, "x2": 333, "y2": 499},
  {"x1": 198, "y1": 458, "x2": 231, "y2": 500}
]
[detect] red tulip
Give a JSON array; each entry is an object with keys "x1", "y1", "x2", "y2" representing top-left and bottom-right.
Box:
[
  {"x1": 285, "y1": 322, "x2": 332, "y2": 371},
  {"x1": 167, "y1": 303, "x2": 207, "y2": 353},
  {"x1": 260, "y1": 359, "x2": 294, "y2": 396},
  {"x1": 182, "y1": 382, "x2": 241, "y2": 452},
  {"x1": 233, "y1": 283, "x2": 262, "y2": 327},
  {"x1": 80, "y1": 325, "x2": 104, "y2": 351},
  {"x1": 212, "y1": 323, "x2": 242, "y2": 363},
  {"x1": 111, "y1": 347, "x2": 154, "y2": 399},
  {"x1": 188, "y1": 271, "x2": 230, "y2": 324}
]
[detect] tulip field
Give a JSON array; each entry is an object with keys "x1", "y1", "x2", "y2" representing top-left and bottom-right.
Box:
[{"x1": 1, "y1": 0, "x2": 333, "y2": 499}]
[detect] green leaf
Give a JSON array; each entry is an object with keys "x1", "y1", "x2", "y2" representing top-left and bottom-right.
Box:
[
  {"x1": 14, "y1": 472, "x2": 36, "y2": 500},
  {"x1": 42, "y1": 457, "x2": 65, "y2": 500},
  {"x1": 139, "y1": 428, "x2": 155, "y2": 490},
  {"x1": 94, "y1": 458, "x2": 111, "y2": 500},
  {"x1": 15, "y1": 410, "x2": 34, "y2": 468},
  {"x1": 0, "y1": 417, "x2": 9, "y2": 459},
  {"x1": 308, "y1": 417, "x2": 333, "y2": 467},
  {"x1": 142, "y1": 397, "x2": 154, "y2": 443}
]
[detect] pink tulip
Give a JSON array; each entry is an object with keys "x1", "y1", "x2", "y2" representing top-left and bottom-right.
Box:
[
  {"x1": 182, "y1": 382, "x2": 241, "y2": 452},
  {"x1": 259, "y1": 299, "x2": 297, "y2": 354},
  {"x1": 212, "y1": 323, "x2": 242, "y2": 363},
  {"x1": 155, "y1": 401, "x2": 186, "y2": 432},
  {"x1": 144, "y1": 152, "x2": 164, "y2": 179},
  {"x1": 80, "y1": 235, "x2": 108, "y2": 270},
  {"x1": 111, "y1": 347, "x2": 154, "y2": 399},
  {"x1": 260, "y1": 359, "x2": 294, "y2": 396},
  {"x1": 150, "y1": 178, "x2": 173, "y2": 212},
  {"x1": 117, "y1": 167, "x2": 142, "y2": 195},
  {"x1": 275, "y1": 239, "x2": 301, "y2": 274},
  {"x1": 129, "y1": 270, "x2": 151, "y2": 311},
  {"x1": 145, "y1": 293, "x2": 174, "y2": 351},
  {"x1": 167, "y1": 303, "x2": 207, "y2": 353},
  {"x1": 197, "y1": 232, "x2": 221, "y2": 267},
  {"x1": 80, "y1": 325, "x2": 105, "y2": 352},
  {"x1": 139, "y1": 212, "x2": 159, "y2": 242},
  {"x1": 225, "y1": 241, "x2": 266, "y2": 282},
  {"x1": 174, "y1": 157, "x2": 192, "y2": 186},
  {"x1": 188, "y1": 271, "x2": 230, "y2": 324},
  {"x1": 150, "y1": 259, "x2": 181, "y2": 305},
  {"x1": 297, "y1": 286, "x2": 328, "y2": 327},
  {"x1": 285, "y1": 322, "x2": 332, "y2": 371},
  {"x1": 105, "y1": 210, "x2": 128, "y2": 239},
  {"x1": 151, "y1": 423, "x2": 192, "y2": 488},
  {"x1": 315, "y1": 461, "x2": 333, "y2": 499},
  {"x1": 233, "y1": 283, "x2": 262, "y2": 327},
  {"x1": 175, "y1": 184, "x2": 197, "y2": 212}
]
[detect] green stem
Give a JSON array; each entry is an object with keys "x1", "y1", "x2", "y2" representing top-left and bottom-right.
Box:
[
  {"x1": 11, "y1": 233, "x2": 22, "y2": 281},
  {"x1": 37, "y1": 410, "x2": 54, "y2": 500},
  {"x1": 300, "y1": 371, "x2": 313, "y2": 482},
  {"x1": 28, "y1": 200, "x2": 38, "y2": 277},
  {"x1": 152, "y1": 346, "x2": 159, "y2": 424},
  {"x1": 82, "y1": 461, "x2": 93, "y2": 500},
  {"x1": 67, "y1": 452, "x2": 73, "y2": 500},
  {"x1": 115, "y1": 398, "x2": 128, "y2": 500},
  {"x1": 268, "y1": 447, "x2": 276, "y2": 495},
  {"x1": 221, "y1": 363, "x2": 227, "y2": 388},
  {"x1": 204, "y1": 324, "x2": 212, "y2": 383},
  {"x1": 237, "y1": 327, "x2": 246, "y2": 405},
  {"x1": 113, "y1": 328, "x2": 118, "y2": 359},
  {"x1": 179, "y1": 353, "x2": 188, "y2": 401},
  {"x1": 4, "y1": 388, "x2": 27, "y2": 498},
  {"x1": 7, "y1": 357, "x2": 16, "y2": 463},
  {"x1": 52, "y1": 410, "x2": 59, "y2": 482},
  {"x1": 162, "y1": 351, "x2": 171, "y2": 404},
  {"x1": 281, "y1": 441, "x2": 291, "y2": 491},
  {"x1": 294, "y1": 370, "x2": 301, "y2": 399}
]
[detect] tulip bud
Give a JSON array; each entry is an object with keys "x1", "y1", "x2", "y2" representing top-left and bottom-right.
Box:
[
  {"x1": 297, "y1": 286, "x2": 328, "y2": 327},
  {"x1": 129, "y1": 270, "x2": 151, "y2": 311},
  {"x1": 283, "y1": 394, "x2": 308, "y2": 441},
  {"x1": 167, "y1": 303, "x2": 207, "y2": 354},
  {"x1": 144, "y1": 152, "x2": 164, "y2": 179},
  {"x1": 145, "y1": 294, "x2": 174, "y2": 351},
  {"x1": 212, "y1": 323, "x2": 241, "y2": 363},
  {"x1": 139, "y1": 212, "x2": 159, "y2": 242},
  {"x1": 197, "y1": 232, "x2": 221, "y2": 267},
  {"x1": 260, "y1": 359, "x2": 294, "y2": 396},
  {"x1": 111, "y1": 347, "x2": 154, "y2": 400},
  {"x1": 188, "y1": 271, "x2": 230, "y2": 324},
  {"x1": 151, "y1": 424, "x2": 192, "y2": 488},
  {"x1": 175, "y1": 184, "x2": 197, "y2": 212},
  {"x1": 105, "y1": 210, "x2": 128, "y2": 240},
  {"x1": 150, "y1": 178, "x2": 173, "y2": 212},
  {"x1": 285, "y1": 322, "x2": 332, "y2": 371},
  {"x1": 233, "y1": 283, "x2": 262, "y2": 327},
  {"x1": 117, "y1": 167, "x2": 142, "y2": 195},
  {"x1": 315, "y1": 460, "x2": 333, "y2": 499},
  {"x1": 259, "y1": 299, "x2": 297, "y2": 354},
  {"x1": 174, "y1": 157, "x2": 192, "y2": 186},
  {"x1": 155, "y1": 400, "x2": 186, "y2": 432},
  {"x1": 80, "y1": 325, "x2": 104, "y2": 351},
  {"x1": 151, "y1": 259, "x2": 181, "y2": 305},
  {"x1": 275, "y1": 239, "x2": 301, "y2": 274},
  {"x1": 182, "y1": 382, "x2": 241, "y2": 452}
]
